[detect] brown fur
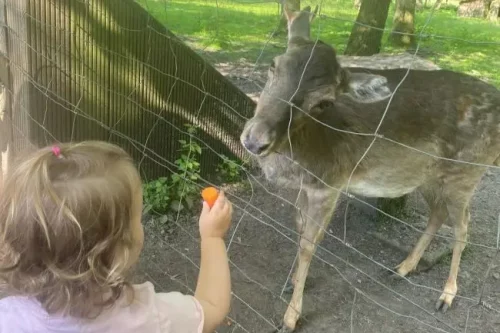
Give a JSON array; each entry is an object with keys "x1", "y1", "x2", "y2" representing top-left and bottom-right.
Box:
[{"x1": 240, "y1": 37, "x2": 500, "y2": 332}]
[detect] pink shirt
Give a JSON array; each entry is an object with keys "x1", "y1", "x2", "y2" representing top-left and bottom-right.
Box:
[{"x1": 0, "y1": 282, "x2": 204, "y2": 333}]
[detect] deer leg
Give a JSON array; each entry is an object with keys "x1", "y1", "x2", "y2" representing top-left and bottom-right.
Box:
[
  {"x1": 285, "y1": 214, "x2": 306, "y2": 292},
  {"x1": 280, "y1": 189, "x2": 339, "y2": 332},
  {"x1": 436, "y1": 204, "x2": 470, "y2": 313},
  {"x1": 395, "y1": 204, "x2": 448, "y2": 276},
  {"x1": 284, "y1": 191, "x2": 308, "y2": 293}
]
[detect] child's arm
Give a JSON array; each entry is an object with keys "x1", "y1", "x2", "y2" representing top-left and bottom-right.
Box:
[{"x1": 194, "y1": 191, "x2": 233, "y2": 333}]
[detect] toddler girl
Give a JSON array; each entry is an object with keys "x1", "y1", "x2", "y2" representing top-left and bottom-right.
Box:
[{"x1": 0, "y1": 141, "x2": 233, "y2": 333}]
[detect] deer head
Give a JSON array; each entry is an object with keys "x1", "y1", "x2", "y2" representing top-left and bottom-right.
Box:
[
  {"x1": 284, "y1": 4, "x2": 318, "y2": 41},
  {"x1": 240, "y1": 37, "x2": 392, "y2": 156}
]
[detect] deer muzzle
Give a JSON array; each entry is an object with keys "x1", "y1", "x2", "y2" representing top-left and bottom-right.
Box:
[{"x1": 240, "y1": 116, "x2": 278, "y2": 156}]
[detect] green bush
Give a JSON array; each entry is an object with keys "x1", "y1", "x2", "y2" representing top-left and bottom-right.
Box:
[
  {"x1": 216, "y1": 155, "x2": 247, "y2": 183},
  {"x1": 143, "y1": 177, "x2": 172, "y2": 215},
  {"x1": 143, "y1": 124, "x2": 202, "y2": 215}
]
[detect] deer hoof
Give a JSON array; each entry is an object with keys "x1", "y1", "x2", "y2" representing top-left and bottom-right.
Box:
[
  {"x1": 274, "y1": 325, "x2": 295, "y2": 333},
  {"x1": 282, "y1": 280, "x2": 294, "y2": 294},
  {"x1": 435, "y1": 291, "x2": 456, "y2": 313},
  {"x1": 435, "y1": 280, "x2": 457, "y2": 313},
  {"x1": 435, "y1": 298, "x2": 451, "y2": 313},
  {"x1": 383, "y1": 266, "x2": 405, "y2": 280},
  {"x1": 388, "y1": 272, "x2": 406, "y2": 283},
  {"x1": 394, "y1": 260, "x2": 416, "y2": 277}
]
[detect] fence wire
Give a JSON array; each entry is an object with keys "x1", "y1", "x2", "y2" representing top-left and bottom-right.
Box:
[{"x1": 1, "y1": 0, "x2": 500, "y2": 332}]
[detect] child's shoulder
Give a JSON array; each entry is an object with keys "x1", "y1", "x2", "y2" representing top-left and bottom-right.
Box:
[
  {"x1": 131, "y1": 281, "x2": 201, "y2": 311},
  {"x1": 0, "y1": 284, "x2": 203, "y2": 332},
  {"x1": 0, "y1": 294, "x2": 39, "y2": 311},
  {"x1": 0, "y1": 295, "x2": 60, "y2": 331},
  {"x1": 130, "y1": 281, "x2": 155, "y2": 298},
  {"x1": 131, "y1": 282, "x2": 204, "y2": 332}
]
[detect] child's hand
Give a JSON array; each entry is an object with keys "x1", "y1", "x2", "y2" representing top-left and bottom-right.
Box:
[{"x1": 199, "y1": 190, "x2": 233, "y2": 239}]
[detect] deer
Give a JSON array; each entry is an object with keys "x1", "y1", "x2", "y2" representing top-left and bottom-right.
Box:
[{"x1": 240, "y1": 6, "x2": 500, "y2": 333}]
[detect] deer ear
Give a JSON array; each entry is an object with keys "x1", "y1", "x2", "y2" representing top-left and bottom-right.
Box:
[
  {"x1": 339, "y1": 69, "x2": 392, "y2": 103},
  {"x1": 301, "y1": 5, "x2": 318, "y2": 22},
  {"x1": 284, "y1": 4, "x2": 298, "y2": 23}
]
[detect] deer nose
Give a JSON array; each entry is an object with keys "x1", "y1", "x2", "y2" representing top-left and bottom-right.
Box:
[
  {"x1": 241, "y1": 129, "x2": 271, "y2": 155},
  {"x1": 243, "y1": 139, "x2": 271, "y2": 155},
  {"x1": 241, "y1": 119, "x2": 275, "y2": 156}
]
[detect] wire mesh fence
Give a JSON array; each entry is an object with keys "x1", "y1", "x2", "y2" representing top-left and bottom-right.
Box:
[
  {"x1": 1, "y1": 0, "x2": 500, "y2": 332},
  {"x1": 1, "y1": 0, "x2": 255, "y2": 181}
]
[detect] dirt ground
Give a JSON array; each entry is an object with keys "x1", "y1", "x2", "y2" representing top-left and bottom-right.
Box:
[{"x1": 134, "y1": 58, "x2": 500, "y2": 333}]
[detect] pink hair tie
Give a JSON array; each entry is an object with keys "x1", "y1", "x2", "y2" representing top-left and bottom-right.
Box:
[{"x1": 52, "y1": 145, "x2": 62, "y2": 158}]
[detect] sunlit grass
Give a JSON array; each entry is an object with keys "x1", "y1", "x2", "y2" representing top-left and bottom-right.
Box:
[{"x1": 138, "y1": 0, "x2": 500, "y2": 86}]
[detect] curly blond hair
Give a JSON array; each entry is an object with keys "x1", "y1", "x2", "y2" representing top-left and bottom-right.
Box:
[{"x1": 0, "y1": 141, "x2": 143, "y2": 318}]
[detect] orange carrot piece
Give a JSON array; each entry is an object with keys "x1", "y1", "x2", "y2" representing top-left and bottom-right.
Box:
[{"x1": 201, "y1": 187, "x2": 219, "y2": 208}]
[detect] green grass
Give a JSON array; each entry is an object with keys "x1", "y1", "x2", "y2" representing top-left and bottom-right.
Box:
[{"x1": 137, "y1": 0, "x2": 500, "y2": 87}]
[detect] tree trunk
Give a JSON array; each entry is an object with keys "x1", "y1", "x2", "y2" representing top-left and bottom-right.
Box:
[
  {"x1": 487, "y1": 0, "x2": 500, "y2": 20},
  {"x1": 354, "y1": 0, "x2": 362, "y2": 10},
  {"x1": 390, "y1": 0, "x2": 416, "y2": 47},
  {"x1": 344, "y1": 0, "x2": 392, "y2": 56},
  {"x1": 275, "y1": 0, "x2": 301, "y2": 36},
  {"x1": 345, "y1": 0, "x2": 409, "y2": 221}
]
